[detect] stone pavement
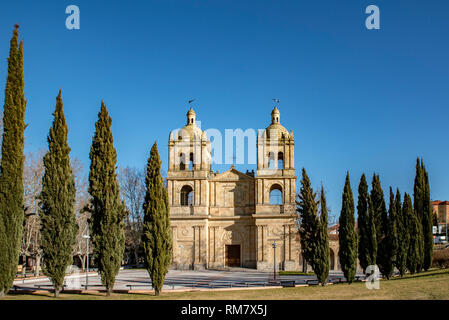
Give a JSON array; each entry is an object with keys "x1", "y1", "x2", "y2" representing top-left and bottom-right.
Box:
[{"x1": 12, "y1": 268, "x2": 363, "y2": 292}]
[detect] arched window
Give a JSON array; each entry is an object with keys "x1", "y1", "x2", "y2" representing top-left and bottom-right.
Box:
[
  {"x1": 278, "y1": 152, "x2": 284, "y2": 169},
  {"x1": 269, "y1": 184, "x2": 282, "y2": 205},
  {"x1": 189, "y1": 153, "x2": 194, "y2": 170},
  {"x1": 181, "y1": 185, "x2": 193, "y2": 206},
  {"x1": 268, "y1": 152, "x2": 275, "y2": 169},
  {"x1": 180, "y1": 153, "x2": 186, "y2": 171}
]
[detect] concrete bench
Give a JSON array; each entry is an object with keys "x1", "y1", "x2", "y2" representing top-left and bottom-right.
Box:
[
  {"x1": 126, "y1": 284, "x2": 152, "y2": 290},
  {"x1": 280, "y1": 280, "x2": 296, "y2": 287}
]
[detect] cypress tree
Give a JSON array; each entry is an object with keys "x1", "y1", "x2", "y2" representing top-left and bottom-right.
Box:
[
  {"x1": 395, "y1": 189, "x2": 408, "y2": 276},
  {"x1": 297, "y1": 168, "x2": 319, "y2": 274},
  {"x1": 405, "y1": 193, "x2": 423, "y2": 274},
  {"x1": 39, "y1": 90, "x2": 78, "y2": 297},
  {"x1": 367, "y1": 195, "x2": 377, "y2": 269},
  {"x1": 314, "y1": 185, "x2": 329, "y2": 285},
  {"x1": 338, "y1": 172, "x2": 357, "y2": 284},
  {"x1": 357, "y1": 174, "x2": 371, "y2": 274},
  {"x1": 87, "y1": 102, "x2": 126, "y2": 296},
  {"x1": 378, "y1": 188, "x2": 398, "y2": 279},
  {"x1": 370, "y1": 174, "x2": 387, "y2": 270},
  {"x1": 421, "y1": 160, "x2": 433, "y2": 270},
  {"x1": 0, "y1": 25, "x2": 27, "y2": 296},
  {"x1": 142, "y1": 142, "x2": 172, "y2": 296},
  {"x1": 413, "y1": 158, "x2": 424, "y2": 272}
]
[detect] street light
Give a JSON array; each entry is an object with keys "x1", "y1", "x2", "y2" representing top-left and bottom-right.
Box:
[
  {"x1": 179, "y1": 244, "x2": 184, "y2": 269},
  {"x1": 272, "y1": 241, "x2": 277, "y2": 281},
  {"x1": 82, "y1": 231, "x2": 90, "y2": 290}
]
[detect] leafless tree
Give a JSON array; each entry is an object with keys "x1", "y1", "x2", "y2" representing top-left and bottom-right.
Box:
[
  {"x1": 73, "y1": 211, "x2": 91, "y2": 271},
  {"x1": 118, "y1": 166, "x2": 145, "y2": 267},
  {"x1": 21, "y1": 150, "x2": 90, "y2": 275},
  {"x1": 22, "y1": 150, "x2": 45, "y2": 275},
  {"x1": 70, "y1": 157, "x2": 92, "y2": 270}
]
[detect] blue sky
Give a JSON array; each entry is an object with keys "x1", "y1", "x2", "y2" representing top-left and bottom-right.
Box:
[{"x1": 0, "y1": 0, "x2": 448, "y2": 219}]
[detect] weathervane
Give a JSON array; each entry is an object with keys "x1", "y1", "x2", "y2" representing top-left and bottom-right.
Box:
[
  {"x1": 188, "y1": 98, "x2": 195, "y2": 105},
  {"x1": 273, "y1": 98, "x2": 280, "y2": 107}
]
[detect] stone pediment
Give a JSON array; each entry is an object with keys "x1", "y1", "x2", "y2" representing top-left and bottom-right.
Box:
[{"x1": 211, "y1": 166, "x2": 254, "y2": 182}]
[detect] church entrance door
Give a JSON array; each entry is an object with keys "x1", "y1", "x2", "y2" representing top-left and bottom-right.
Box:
[{"x1": 225, "y1": 245, "x2": 240, "y2": 267}]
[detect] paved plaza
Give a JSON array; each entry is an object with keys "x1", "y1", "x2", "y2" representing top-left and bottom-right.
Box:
[{"x1": 12, "y1": 268, "x2": 362, "y2": 292}]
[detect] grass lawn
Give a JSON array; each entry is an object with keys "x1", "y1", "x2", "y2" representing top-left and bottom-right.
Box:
[{"x1": 2, "y1": 268, "x2": 449, "y2": 300}]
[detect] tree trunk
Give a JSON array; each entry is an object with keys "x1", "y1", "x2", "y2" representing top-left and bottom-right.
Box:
[
  {"x1": 54, "y1": 286, "x2": 60, "y2": 298},
  {"x1": 22, "y1": 255, "x2": 26, "y2": 276},
  {"x1": 134, "y1": 249, "x2": 139, "y2": 267},
  {"x1": 0, "y1": 289, "x2": 5, "y2": 297},
  {"x1": 35, "y1": 255, "x2": 41, "y2": 276},
  {"x1": 81, "y1": 255, "x2": 86, "y2": 272},
  {"x1": 154, "y1": 287, "x2": 160, "y2": 296},
  {"x1": 106, "y1": 286, "x2": 113, "y2": 296}
]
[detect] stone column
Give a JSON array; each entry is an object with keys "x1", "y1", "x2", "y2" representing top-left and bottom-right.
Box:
[
  {"x1": 171, "y1": 226, "x2": 177, "y2": 268},
  {"x1": 283, "y1": 224, "x2": 296, "y2": 271},
  {"x1": 194, "y1": 180, "x2": 200, "y2": 207},
  {"x1": 256, "y1": 225, "x2": 269, "y2": 271},
  {"x1": 193, "y1": 226, "x2": 205, "y2": 270},
  {"x1": 208, "y1": 226, "x2": 218, "y2": 268},
  {"x1": 193, "y1": 226, "x2": 198, "y2": 264},
  {"x1": 284, "y1": 142, "x2": 290, "y2": 169}
]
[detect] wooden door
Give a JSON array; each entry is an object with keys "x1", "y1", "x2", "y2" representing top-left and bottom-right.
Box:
[{"x1": 225, "y1": 245, "x2": 240, "y2": 267}]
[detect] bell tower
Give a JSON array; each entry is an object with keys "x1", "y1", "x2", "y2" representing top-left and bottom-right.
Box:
[
  {"x1": 167, "y1": 106, "x2": 211, "y2": 215},
  {"x1": 255, "y1": 106, "x2": 296, "y2": 213}
]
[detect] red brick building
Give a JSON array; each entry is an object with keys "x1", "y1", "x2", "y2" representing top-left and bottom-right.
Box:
[{"x1": 432, "y1": 200, "x2": 449, "y2": 238}]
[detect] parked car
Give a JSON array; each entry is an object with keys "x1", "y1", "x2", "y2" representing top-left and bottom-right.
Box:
[{"x1": 435, "y1": 239, "x2": 448, "y2": 245}]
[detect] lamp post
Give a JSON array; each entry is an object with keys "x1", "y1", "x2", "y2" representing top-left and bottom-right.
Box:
[
  {"x1": 179, "y1": 244, "x2": 184, "y2": 269},
  {"x1": 272, "y1": 241, "x2": 277, "y2": 281},
  {"x1": 82, "y1": 232, "x2": 90, "y2": 290}
]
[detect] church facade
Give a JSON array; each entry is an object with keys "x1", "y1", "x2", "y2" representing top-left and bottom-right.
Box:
[{"x1": 166, "y1": 106, "x2": 301, "y2": 271}]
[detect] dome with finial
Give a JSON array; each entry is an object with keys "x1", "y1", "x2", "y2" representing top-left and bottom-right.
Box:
[
  {"x1": 177, "y1": 107, "x2": 204, "y2": 140},
  {"x1": 187, "y1": 107, "x2": 196, "y2": 117},
  {"x1": 186, "y1": 107, "x2": 197, "y2": 125},
  {"x1": 265, "y1": 107, "x2": 289, "y2": 140}
]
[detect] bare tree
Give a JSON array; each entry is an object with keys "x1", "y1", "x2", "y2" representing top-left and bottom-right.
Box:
[
  {"x1": 22, "y1": 150, "x2": 45, "y2": 276},
  {"x1": 71, "y1": 157, "x2": 89, "y2": 215},
  {"x1": 70, "y1": 158, "x2": 92, "y2": 270},
  {"x1": 73, "y1": 211, "x2": 91, "y2": 271},
  {"x1": 118, "y1": 166, "x2": 145, "y2": 267},
  {"x1": 21, "y1": 151, "x2": 90, "y2": 276}
]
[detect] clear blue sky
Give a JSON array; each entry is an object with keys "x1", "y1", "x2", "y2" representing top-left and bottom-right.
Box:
[{"x1": 0, "y1": 0, "x2": 448, "y2": 219}]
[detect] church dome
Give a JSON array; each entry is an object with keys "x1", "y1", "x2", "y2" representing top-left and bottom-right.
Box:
[
  {"x1": 265, "y1": 123, "x2": 290, "y2": 140},
  {"x1": 177, "y1": 107, "x2": 204, "y2": 141},
  {"x1": 265, "y1": 107, "x2": 290, "y2": 140}
]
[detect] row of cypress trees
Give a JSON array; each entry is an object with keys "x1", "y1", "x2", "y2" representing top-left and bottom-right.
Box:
[
  {"x1": 298, "y1": 159, "x2": 434, "y2": 286},
  {"x1": 0, "y1": 26, "x2": 172, "y2": 296},
  {"x1": 297, "y1": 169, "x2": 329, "y2": 285},
  {"x1": 347, "y1": 159, "x2": 434, "y2": 283}
]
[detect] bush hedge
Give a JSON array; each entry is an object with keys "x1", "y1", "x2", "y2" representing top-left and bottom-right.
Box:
[{"x1": 432, "y1": 248, "x2": 449, "y2": 269}]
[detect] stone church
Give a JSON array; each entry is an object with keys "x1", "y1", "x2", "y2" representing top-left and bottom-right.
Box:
[{"x1": 166, "y1": 106, "x2": 302, "y2": 271}]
